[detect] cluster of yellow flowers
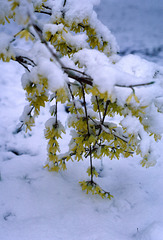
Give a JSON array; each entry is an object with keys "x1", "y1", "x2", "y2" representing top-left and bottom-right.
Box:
[
  {"x1": 44, "y1": 120, "x2": 66, "y2": 172},
  {"x1": 79, "y1": 180, "x2": 113, "y2": 199}
]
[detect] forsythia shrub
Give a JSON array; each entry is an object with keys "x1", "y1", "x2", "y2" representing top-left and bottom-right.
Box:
[{"x1": 0, "y1": 0, "x2": 163, "y2": 199}]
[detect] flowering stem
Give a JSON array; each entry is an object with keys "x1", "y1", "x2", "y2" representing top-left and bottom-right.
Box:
[{"x1": 81, "y1": 84, "x2": 93, "y2": 182}]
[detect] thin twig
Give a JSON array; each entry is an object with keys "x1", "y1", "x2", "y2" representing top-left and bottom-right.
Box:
[
  {"x1": 81, "y1": 84, "x2": 90, "y2": 135},
  {"x1": 78, "y1": 24, "x2": 85, "y2": 29},
  {"x1": 95, "y1": 96, "x2": 102, "y2": 122},
  {"x1": 102, "y1": 100, "x2": 110, "y2": 124},
  {"x1": 63, "y1": 0, "x2": 67, "y2": 7},
  {"x1": 67, "y1": 83, "x2": 79, "y2": 116},
  {"x1": 91, "y1": 100, "x2": 110, "y2": 151},
  {"x1": 63, "y1": 67, "x2": 91, "y2": 78},
  {"x1": 42, "y1": 4, "x2": 52, "y2": 10},
  {"x1": 115, "y1": 81, "x2": 155, "y2": 88},
  {"x1": 12, "y1": 55, "x2": 37, "y2": 71},
  {"x1": 16, "y1": 60, "x2": 30, "y2": 72},
  {"x1": 81, "y1": 84, "x2": 93, "y2": 182},
  {"x1": 18, "y1": 56, "x2": 36, "y2": 66},
  {"x1": 84, "y1": 143, "x2": 133, "y2": 158},
  {"x1": 17, "y1": 106, "x2": 34, "y2": 132},
  {"x1": 34, "y1": 10, "x2": 52, "y2": 15},
  {"x1": 55, "y1": 99, "x2": 58, "y2": 124},
  {"x1": 88, "y1": 115, "x2": 129, "y2": 144},
  {"x1": 14, "y1": 28, "x2": 25, "y2": 38}
]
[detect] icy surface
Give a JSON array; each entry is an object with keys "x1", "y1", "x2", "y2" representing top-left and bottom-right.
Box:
[{"x1": 0, "y1": 1, "x2": 163, "y2": 240}]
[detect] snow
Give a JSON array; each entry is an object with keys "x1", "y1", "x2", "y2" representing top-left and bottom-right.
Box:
[
  {"x1": 1, "y1": 1, "x2": 163, "y2": 240},
  {"x1": 95, "y1": 0, "x2": 163, "y2": 65},
  {"x1": 38, "y1": 58, "x2": 67, "y2": 91},
  {"x1": 0, "y1": 32, "x2": 15, "y2": 60},
  {"x1": 43, "y1": 23, "x2": 64, "y2": 36},
  {"x1": 63, "y1": 0, "x2": 100, "y2": 23}
]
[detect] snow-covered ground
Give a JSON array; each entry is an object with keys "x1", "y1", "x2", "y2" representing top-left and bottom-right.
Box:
[
  {"x1": 0, "y1": 1, "x2": 163, "y2": 240},
  {"x1": 96, "y1": 0, "x2": 163, "y2": 65}
]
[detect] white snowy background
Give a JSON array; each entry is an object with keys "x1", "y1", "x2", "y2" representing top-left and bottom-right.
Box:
[{"x1": 0, "y1": 0, "x2": 163, "y2": 239}]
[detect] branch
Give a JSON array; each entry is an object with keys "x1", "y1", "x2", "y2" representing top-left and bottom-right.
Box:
[
  {"x1": 15, "y1": 59, "x2": 30, "y2": 72},
  {"x1": 84, "y1": 143, "x2": 133, "y2": 158},
  {"x1": 63, "y1": 67, "x2": 90, "y2": 78},
  {"x1": 81, "y1": 84, "x2": 90, "y2": 135},
  {"x1": 15, "y1": 106, "x2": 35, "y2": 133},
  {"x1": 78, "y1": 24, "x2": 85, "y2": 29},
  {"x1": 42, "y1": 4, "x2": 52, "y2": 10},
  {"x1": 81, "y1": 84, "x2": 94, "y2": 182},
  {"x1": 55, "y1": 98, "x2": 58, "y2": 124},
  {"x1": 102, "y1": 100, "x2": 109, "y2": 124},
  {"x1": 103, "y1": 126, "x2": 129, "y2": 143},
  {"x1": 115, "y1": 81, "x2": 155, "y2": 88},
  {"x1": 67, "y1": 83, "x2": 79, "y2": 116},
  {"x1": 90, "y1": 100, "x2": 110, "y2": 150},
  {"x1": 12, "y1": 55, "x2": 36, "y2": 72},
  {"x1": 35, "y1": 4, "x2": 52, "y2": 15},
  {"x1": 95, "y1": 96, "x2": 102, "y2": 122},
  {"x1": 31, "y1": 22, "x2": 93, "y2": 86},
  {"x1": 88, "y1": 115, "x2": 129, "y2": 144},
  {"x1": 34, "y1": 10, "x2": 52, "y2": 15},
  {"x1": 17, "y1": 56, "x2": 36, "y2": 67},
  {"x1": 63, "y1": 0, "x2": 67, "y2": 7}
]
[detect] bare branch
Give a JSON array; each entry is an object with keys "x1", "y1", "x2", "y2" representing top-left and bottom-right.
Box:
[
  {"x1": 63, "y1": 0, "x2": 67, "y2": 7},
  {"x1": 34, "y1": 10, "x2": 52, "y2": 15},
  {"x1": 17, "y1": 56, "x2": 36, "y2": 67},
  {"x1": 63, "y1": 67, "x2": 91, "y2": 78},
  {"x1": 95, "y1": 96, "x2": 102, "y2": 122},
  {"x1": 115, "y1": 81, "x2": 155, "y2": 88},
  {"x1": 42, "y1": 4, "x2": 52, "y2": 10},
  {"x1": 15, "y1": 59, "x2": 30, "y2": 72},
  {"x1": 12, "y1": 55, "x2": 37, "y2": 72}
]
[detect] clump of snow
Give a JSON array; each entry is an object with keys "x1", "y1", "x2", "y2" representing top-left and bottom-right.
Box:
[
  {"x1": 20, "y1": 41, "x2": 68, "y2": 92},
  {"x1": 49, "y1": 104, "x2": 56, "y2": 115},
  {"x1": 43, "y1": 23, "x2": 89, "y2": 50},
  {"x1": 50, "y1": 0, "x2": 118, "y2": 55},
  {"x1": 29, "y1": 42, "x2": 52, "y2": 62},
  {"x1": 143, "y1": 103, "x2": 163, "y2": 135},
  {"x1": 64, "y1": 31, "x2": 89, "y2": 50},
  {"x1": 19, "y1": 105, "x2": 33, "y2": 123},
  {"x1": 116, "y1": 54, "x2": 162, "y2": 79},
  {"x1": 43, "y1": 23, "x2": 64, "y2": 36},
  {"x1": 73, "y1": 49, "x2": 163, "y2": 107},
  {"x1": 89, "y1": 11, "x2": 119, "y2": 54},
  {"x1": 62, "y1": 0, "x2": 100, "y2": 24},
  {"x1": 21, "y1": 68, "x2": 39, "y2": 89},
  {"x1": 37, "y1": 57, "x2": 67, "y2": 92},
  {"x1": 0, "y1": 32, "x2": 15, "y2": 58},
  {"x1": 0, "y1": 1, "x2": 10, "y2": 24},
  {"x1": 73, "y1": 49, "x2": 117, "y2": 94},
  {"x1": 44, "y1": 117, "x2": 56, "y2": 130},
  {"x1": 45, "y1": 119, "x2": 65, "y2": 135}
]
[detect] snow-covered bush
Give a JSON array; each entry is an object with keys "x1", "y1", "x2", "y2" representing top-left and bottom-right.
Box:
[{"x1": 1, "y1": 0, "x2": 163, "y2": 199}]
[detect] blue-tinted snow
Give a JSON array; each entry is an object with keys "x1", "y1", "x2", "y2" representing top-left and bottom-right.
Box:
[{"x1": 95, "y1": 0, "x2": 163, "y2": 64}]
